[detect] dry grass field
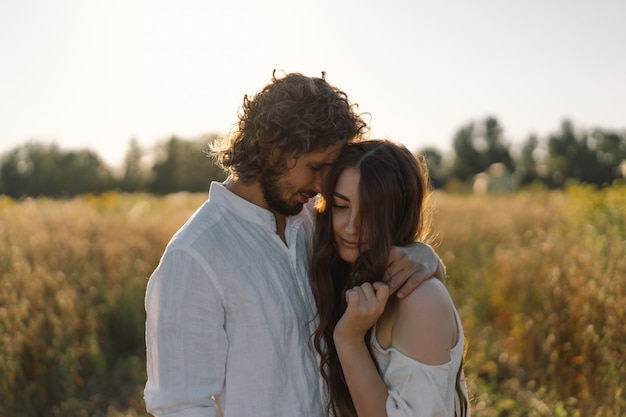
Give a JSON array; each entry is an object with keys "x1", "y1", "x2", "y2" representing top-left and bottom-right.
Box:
[
  {"x1": 0, "y1": 184, "x2": 624, "y2": 416},
  {"x1": 433, "y1": 185, "x2": 626, "y2": 416}
]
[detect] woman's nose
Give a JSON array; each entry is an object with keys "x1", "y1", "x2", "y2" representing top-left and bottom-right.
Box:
[{"x1": 344, "y1": 213, "x2": 359, "y2": 235}]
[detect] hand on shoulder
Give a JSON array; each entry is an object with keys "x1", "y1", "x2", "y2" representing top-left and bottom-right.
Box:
[{"x1": 386, "y1": 243, "x2": 446, "y2": 299}]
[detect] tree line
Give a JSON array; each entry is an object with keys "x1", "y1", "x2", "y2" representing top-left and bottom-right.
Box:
[
  {"x1": 426, "y1": 117, "x2": 626, "y2": 191},
  {"x1": 1, "y1": 118, "x2": 624, "y2": 198},
  {"x1": 0, "y1": 134, "x2": 227, "y2": 198}
]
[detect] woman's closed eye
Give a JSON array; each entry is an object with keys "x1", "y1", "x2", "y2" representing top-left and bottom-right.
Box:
[
  {"x1": 332, "y1": 192, "x2": 351, "y2": 210},
  {"x1": 332, "y1": 197, "x2": 350, "y2": 209}
]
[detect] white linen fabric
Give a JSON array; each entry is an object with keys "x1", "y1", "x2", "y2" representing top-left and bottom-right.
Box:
[
  {"x1": 371, "y1": 279, "x2": 470, "y2": 417},
  {"x1": 144, "y1": 181, "x2": 323, "y2": 417}
]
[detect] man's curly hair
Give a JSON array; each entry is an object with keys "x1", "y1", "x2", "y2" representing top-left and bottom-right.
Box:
[{"x1": 212, "y1": 72, "x2": 368, "y2": 183}]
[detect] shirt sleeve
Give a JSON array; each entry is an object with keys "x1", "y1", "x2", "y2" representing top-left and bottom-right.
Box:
[{"x1": 144, "y1": 247, "x2": 227, "y2": 417}]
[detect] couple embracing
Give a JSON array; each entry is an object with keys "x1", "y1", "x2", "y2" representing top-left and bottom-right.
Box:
[{"x1": 144, "y1": 72, "x2": 469, "y2": 417}]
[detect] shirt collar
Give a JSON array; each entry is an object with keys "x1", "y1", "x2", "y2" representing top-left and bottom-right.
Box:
[{"x1": 208, "y1": 181, "x2": 304, "y2": 233}]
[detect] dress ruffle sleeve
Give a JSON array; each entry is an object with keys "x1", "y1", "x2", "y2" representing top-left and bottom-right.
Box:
[{"x1": 383, "y1": 348, "x2": 456, "y2": 417}]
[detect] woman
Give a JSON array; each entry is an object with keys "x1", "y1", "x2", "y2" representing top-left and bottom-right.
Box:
[{"x1": 310, "y1": 139, "x2": 470, "y2": 417}]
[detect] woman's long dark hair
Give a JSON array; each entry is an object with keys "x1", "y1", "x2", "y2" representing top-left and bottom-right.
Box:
[{"x1": 310, "y1": 139, "x2": 468, "y2": 417}]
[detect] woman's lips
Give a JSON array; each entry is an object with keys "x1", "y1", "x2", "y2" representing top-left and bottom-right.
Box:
[{"x1": 341, "y1": 239, "x2": 358, "y2": 248}]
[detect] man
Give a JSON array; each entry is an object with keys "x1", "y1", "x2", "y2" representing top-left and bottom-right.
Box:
[{"x1": 144, "y1": 72, "x2": 444, "y2": 416}]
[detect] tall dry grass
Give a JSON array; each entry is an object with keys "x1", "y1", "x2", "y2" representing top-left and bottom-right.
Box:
[
  {"x1": 434, "y1": 184, "x2": 626, "y2": 416},
  {"x1": 0, "y1": 192, "x2": 204, "y2": 417},
  {"x1": 0, "y1": 184, "x2": 624, "y2": 416}
]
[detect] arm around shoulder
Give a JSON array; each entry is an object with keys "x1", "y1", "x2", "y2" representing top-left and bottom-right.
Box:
[{"x1": 388, "y1": 242, "x2": 447, "y2": 299}]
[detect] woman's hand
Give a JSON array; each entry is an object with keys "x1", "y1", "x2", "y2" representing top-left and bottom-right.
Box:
[
  {"x1": 333, "y1": 282, "x2": 392, "y2": 417},
  {"x1": 334, "y1": 282, "x2": 390, "y2": 344}
]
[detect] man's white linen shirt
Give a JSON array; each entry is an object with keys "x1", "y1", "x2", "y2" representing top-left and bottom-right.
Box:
[{"x1": 144, "y1": 181, "x2": 323, "y2": 417}]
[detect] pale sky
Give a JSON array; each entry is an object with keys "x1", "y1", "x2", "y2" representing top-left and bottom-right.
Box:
[{"x1": 1, "y1": 0, "x2": 625, "y2": 167}]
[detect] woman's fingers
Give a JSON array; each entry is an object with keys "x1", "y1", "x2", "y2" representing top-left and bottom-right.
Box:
[
  {"x1": 346, "y1": 282, "x2": 389, "y2": 313},
  {"x1": 372, "y1": 282, "x2": 390, "y2": 305}
]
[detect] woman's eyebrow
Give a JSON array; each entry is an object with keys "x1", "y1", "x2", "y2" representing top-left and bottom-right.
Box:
[{"x1": 333, "y1": 191, "x2": 350, "y2": 201}]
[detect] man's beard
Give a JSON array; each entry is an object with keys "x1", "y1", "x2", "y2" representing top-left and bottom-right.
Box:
[{"x1": 260, "y1": 168, "x2": 306, "y2": 216}]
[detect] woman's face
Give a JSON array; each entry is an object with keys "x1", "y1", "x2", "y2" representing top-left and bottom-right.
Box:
[{"x1": 331, "y1": 167, "x2": 364, "y2": 264}]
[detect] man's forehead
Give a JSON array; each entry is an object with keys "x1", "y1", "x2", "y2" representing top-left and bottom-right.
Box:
[{"x1": 306, "y1": 143, "x2": 344, "y2": 164}]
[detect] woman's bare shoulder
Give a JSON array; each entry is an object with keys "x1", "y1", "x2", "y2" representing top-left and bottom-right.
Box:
[{"x1": 391, "y1": 278, "x2": 457, "y2": 365}]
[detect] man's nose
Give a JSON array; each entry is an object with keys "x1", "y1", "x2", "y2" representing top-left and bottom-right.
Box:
[{"x1": 312, "y1": 171, "x2": 323, "y2": 194}]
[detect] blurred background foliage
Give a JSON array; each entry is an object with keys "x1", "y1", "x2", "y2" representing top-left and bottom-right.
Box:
[
  {"x1": 0, "y1": 133, "x2": 227, "y2": 198},
  {"x1": 433, "y1": 185, "x2": 626, "y2": 416},
  {"x1": 0, "y1": 117, "x2": 625, "y2": 198}
]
